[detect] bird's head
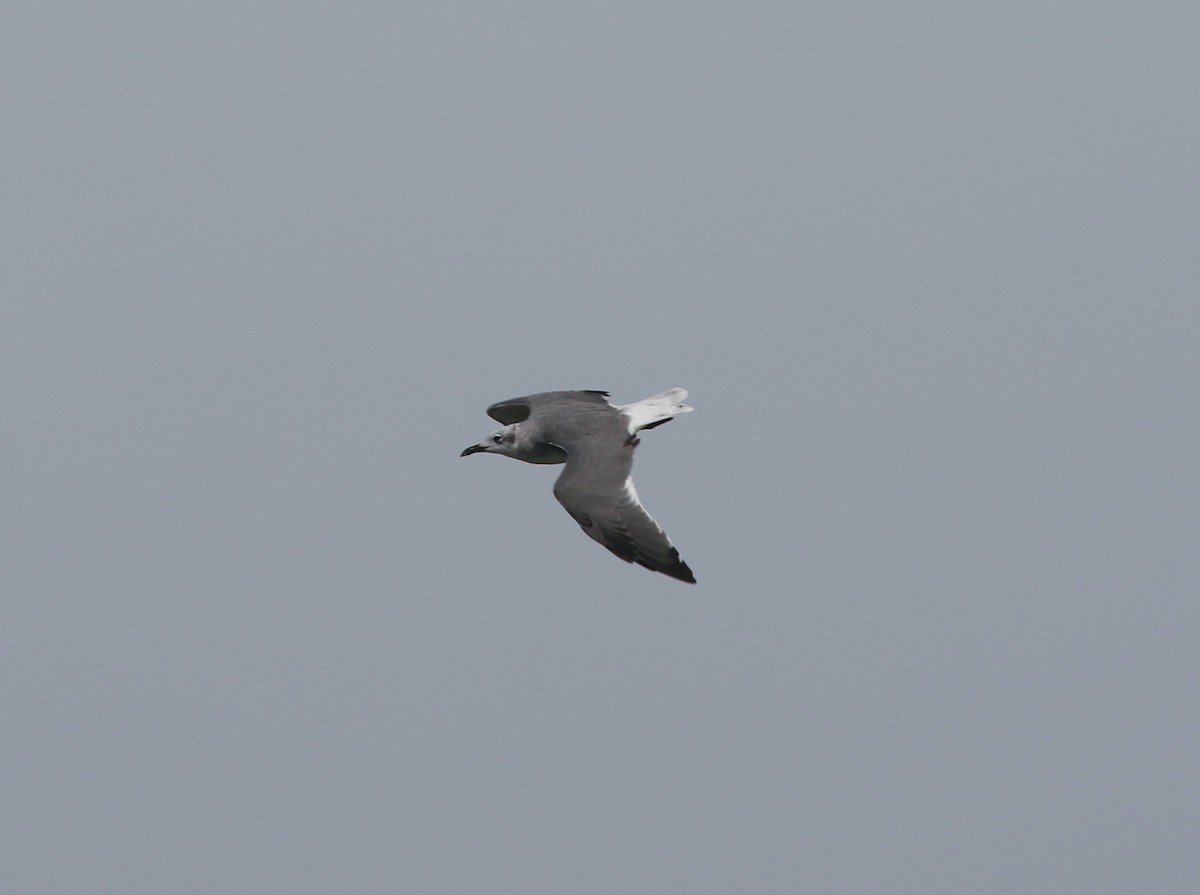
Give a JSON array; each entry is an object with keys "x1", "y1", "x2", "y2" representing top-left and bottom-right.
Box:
[
  {"x1": 460, "y1": 423, "x2": 568, "y2": 464},
  {"x1": 460, "y1": 424, "x2": 521, "y2": 459}
]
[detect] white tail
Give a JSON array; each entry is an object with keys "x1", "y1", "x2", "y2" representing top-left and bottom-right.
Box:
[{"x1": 617, "y1": 388, "x2": 693, "y2": 434}]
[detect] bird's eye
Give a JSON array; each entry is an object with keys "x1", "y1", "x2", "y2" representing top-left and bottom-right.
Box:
[{"x1": 491, "y1": 434, "x2": 503, "y2": 443}]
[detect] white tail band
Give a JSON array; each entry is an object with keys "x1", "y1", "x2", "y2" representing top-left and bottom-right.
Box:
[{"x1": 617, "y1": 388, "x2": 693, "y2": 434}]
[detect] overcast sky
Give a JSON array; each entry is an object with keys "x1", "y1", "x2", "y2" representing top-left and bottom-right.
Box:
[{"x1": 3, "y1": 3, "x2": 1198, "y2": 893}]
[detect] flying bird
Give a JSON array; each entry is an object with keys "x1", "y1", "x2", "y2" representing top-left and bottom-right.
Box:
[{"x1": 461, "y1": 388, "x2": 696, "y2": 583}]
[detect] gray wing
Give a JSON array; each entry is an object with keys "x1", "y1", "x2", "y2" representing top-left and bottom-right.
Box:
[
  {"x1": 487, "y1": 389, "x2": 610, "y2": 426},
  {"x1": 551, "y1": 434, "x2": 696, "y2": 584},
  {"x1": 486, "y1": 401, "x2": 530, "y2": 425}
]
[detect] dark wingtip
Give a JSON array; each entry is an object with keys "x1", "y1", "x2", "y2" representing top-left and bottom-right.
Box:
[
  {"x1": 603, "y1": 533, "x2": 695, "y2": 583},
  {"x1": 486, "y1": 401, "x2": 531, "y2": 425},
  {"x1": 658, "y1": 544, "x2": 696, "y2": 583},
  {"x1": 667, "y1": 561, "x2": 697, "y2": 584}
]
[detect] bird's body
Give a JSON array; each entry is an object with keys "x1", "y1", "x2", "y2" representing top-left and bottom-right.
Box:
[{"x1": 461, "y1": 389, "x2": 696, "y2": 583}]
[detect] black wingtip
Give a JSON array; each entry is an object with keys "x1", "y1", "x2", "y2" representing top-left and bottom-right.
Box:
[
  {"x1": 657, "y1": 544, "x2": 696, "y2": 583},
  {"x1": 598, "y1": 537, "x2": 695, "y2": 583},
  {"x1": 486, "y1": 400, "x2": 532, "y2": 425},
  {"x1": 665, "y1": 560, "x2": 697, "y2": 584}
]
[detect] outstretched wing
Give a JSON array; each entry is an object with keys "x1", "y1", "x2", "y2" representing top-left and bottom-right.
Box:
[
  {"x1": 552, "y1": 439, "x2": 695, "y2": 584},
  {"x1": 482, "y1": 386, "x2": 609, "y2": 424}
]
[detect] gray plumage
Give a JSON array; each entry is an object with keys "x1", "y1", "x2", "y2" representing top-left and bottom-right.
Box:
[{"x1": 461, "y1": 389, "x2": 696, "y2": 583}]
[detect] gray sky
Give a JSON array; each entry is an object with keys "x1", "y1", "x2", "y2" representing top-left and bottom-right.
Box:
[{"x1": 3, "y1": 3, "x2": 1198, "y2": 893}]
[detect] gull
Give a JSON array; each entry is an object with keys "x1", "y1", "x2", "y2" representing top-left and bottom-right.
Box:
[{"x1": 461, "y1": 388, "x2": 696, "y2": 583}]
